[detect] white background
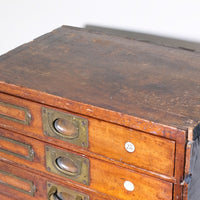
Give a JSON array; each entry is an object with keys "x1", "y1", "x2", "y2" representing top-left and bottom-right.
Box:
[{"x1": 0, "y1": 0, "x2": 200, "y2": 55}]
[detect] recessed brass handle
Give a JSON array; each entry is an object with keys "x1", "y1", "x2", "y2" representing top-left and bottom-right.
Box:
[
  {"x1": 54, "y1": 118, "x2": 79, "y2": 139},
  {"x1": 56, "y1": 157, "x2": 79, "y2": 175},
  {"x1": 46, "y1": 146, "x2": 89, "y2": 185},
  {"x1": 42, "y1": 107, "x2": 88, "y2": 148},
  {"x1": 48, "y1": 186, "x2": 83, "y2": 200},
  {"x1": 48, "y1": 186, "x2": 57, "y2": 200}
]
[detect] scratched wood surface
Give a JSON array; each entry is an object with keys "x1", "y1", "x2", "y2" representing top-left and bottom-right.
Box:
[{"x1": 0, "y1": 26, "x2": 200, "y2": 130}]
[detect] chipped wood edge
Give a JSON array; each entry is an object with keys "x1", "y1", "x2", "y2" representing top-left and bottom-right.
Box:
[{"x1": 182, "y1": 127, "x2": 193, "y2": 200}]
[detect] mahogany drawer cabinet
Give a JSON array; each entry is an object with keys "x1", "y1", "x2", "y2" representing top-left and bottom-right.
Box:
[{"x1": 0, "y1": 26, "x2": 200, "y2": 200}]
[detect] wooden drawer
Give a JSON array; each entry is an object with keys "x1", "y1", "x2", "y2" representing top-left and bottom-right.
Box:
[
  {"x1": 0, "y1": 129, "x2": 172, "y2": 200},
  {"x1": 0, "y1": 160, "x2": 110, "y2": 200},
  {"x1": 0, "y1": 93, "x2": 175, "y2": 176}
]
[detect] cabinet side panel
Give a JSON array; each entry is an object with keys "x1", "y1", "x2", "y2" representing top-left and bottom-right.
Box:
[
  {"x1": 187, "y1": 124, "x2": 200, "y2": 200},
  {"x1": 187, "y1": 139, "x2": 200, "y2": 200}
]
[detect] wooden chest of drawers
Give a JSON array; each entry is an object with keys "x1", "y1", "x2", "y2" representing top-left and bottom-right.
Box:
[{"x1": 0, "y1": 26, "x2": 199, "y2": 200}]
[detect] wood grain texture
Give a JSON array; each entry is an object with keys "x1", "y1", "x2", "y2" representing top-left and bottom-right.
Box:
[
  {"x1": 0, "y1": 128, "x2": 44, "y2": 171},
  {"x1": 0, "y1": 136, "x2": 30, "y2": 158},
  {"x1": 85, "y1": 25, "x2": 200, "y2": 53},
  {"x1": 89, "y1": 118, "x2": 175, "y2": 176},
  {"x1": 0, "y1": 171, "x2": 32, "y2": 192},
  {"x1": 0, "y1": 26, "x2": 199, "y2": 130},
  {"x1": 0, "y1": 193, "x2": 17, "y2": 200},
  {"x1": 0, "y1": 103, "x2": 25, "y2": 121},
  {"x1": 173, "y1": 137, "x2": 187, "y2": 200},
  {"x1": 0, "y1": 161, "x2": 112, "y2": 200},
  {"x1": 0, "y1": 129, "x2": 173, "y2": 200},
  {"x1": 0, "y1": 82, "x2": 186, "y2": 142},
  {"x1": 0, "y1": 91, "x2": 185, "y2": 141},
  {"x1": 90, "y1": 159, "x2": 172, "y2": 200},
  {"x1": 0, "y1": 93, "x2": 176, "y2": 177}
]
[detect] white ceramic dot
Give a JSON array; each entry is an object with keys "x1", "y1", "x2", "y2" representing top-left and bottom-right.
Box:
[
  {"x1": 125, "y1": 142, "x2": 135, "y2": 153},
  {"x1": 124, "y1": 181, "x2": 135, "y2": 191}
]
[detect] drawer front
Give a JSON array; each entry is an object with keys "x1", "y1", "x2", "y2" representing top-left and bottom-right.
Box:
[
  {"x1": 0, "y1": 130, "x2": 172, "y2": 200},
  {"x1": 0, "y1": 193, "x2": 17, "y2": 200},
  {"x1": 0, "y1": 161, "x2": 109, "y2": 200},
  {"x1": 0, "y1": 162, "x2": 37, "y2": 199},
  {"x1": 0, "y1": 93, "x2": 175, "y2": 176},
  {"x1": 45, "y1": 145, "x2": 172, "y2": 200}
]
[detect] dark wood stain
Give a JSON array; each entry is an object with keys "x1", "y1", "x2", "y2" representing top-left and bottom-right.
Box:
[
  {"x1": 188, "y1": 138, "x2": 200, "y2": 200},
  {"x1": 0, "y1": 26, "x2": 200, "y2": 130}
]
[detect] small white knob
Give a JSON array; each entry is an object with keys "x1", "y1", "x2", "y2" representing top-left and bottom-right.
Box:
[
  {"x1": 124, "y1": 181, "x2": 135, "y2": 191},
  {"x1": 125, "y1": 142, "x2": 135, "y2": 153}
]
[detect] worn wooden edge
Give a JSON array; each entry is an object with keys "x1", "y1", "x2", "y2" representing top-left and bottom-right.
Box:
[
  {"x1": 85, "y1": 25, "x2": 200, "y2": 53},
  {"x1": 182, "y1": 123, "x2": 200, "y2": 200},
  {"x1": 180, "y1": 127, "x2": 193, "y2": 200},
  {"x1": 0, "y1": 81, "x2": 186, "y2": 139},
  {"x1": 184, "y1": 127, "x2": 193, "y2": 178},
  {"x1": 181, "y1": 124, "x2": 200, "y2": 200},
  {"x1": 172, "y1": 127, "x2": 188, "y2": 200}
]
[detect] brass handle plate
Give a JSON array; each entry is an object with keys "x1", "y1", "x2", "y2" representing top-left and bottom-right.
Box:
[
  {"x1": 42, "y1": 107, "x2": 88, "y2": 148},
  {"x1": 47, "y1": 182, "x2": 89, "y2": 200},
  {"x1": 45, "y1": 146, "x2": 90, "y2": 185}
]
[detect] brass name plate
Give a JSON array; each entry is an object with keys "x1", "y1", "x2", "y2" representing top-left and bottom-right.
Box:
[
  {"x1": 0, "y1": 101, "x2": 31, "y2": 125},
  {"x1": 0, "y1": 135, "x2": 34, "y2": 161},
  {"x1": 45, "y1": 146, "x2": 90, "y2": 185},
  {"x1": 0, "y1": 169, "x2": 36, "y2": 196},
  {"x1": 47, "y1": 182, "x2": 89, "y2": 200},
  {"x1": 42, "y1": 107, "x2": 88, "y2": 148}
]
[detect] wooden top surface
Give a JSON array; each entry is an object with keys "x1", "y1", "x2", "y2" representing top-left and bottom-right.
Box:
[{"x1": 0, "y1": 26, "x2": 200, "y2": 130}]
